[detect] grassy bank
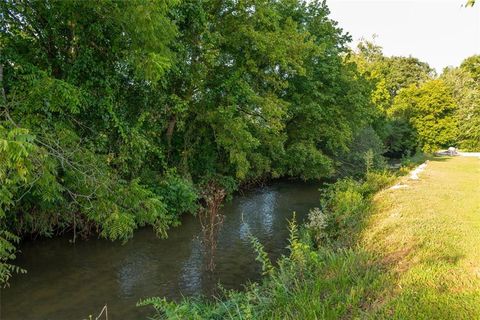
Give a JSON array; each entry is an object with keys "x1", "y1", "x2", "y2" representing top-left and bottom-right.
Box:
[
  {"x1": 140, "y1": 156, "x2": 480, "y2": 319},
  {"x1": 364, "y1": 156, "x2": 480, "y2": 318}
]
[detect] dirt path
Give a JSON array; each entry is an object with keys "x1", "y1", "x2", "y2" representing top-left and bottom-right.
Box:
[{"x1": 458, "y1": 152, "x2": 480, "y2": 157}]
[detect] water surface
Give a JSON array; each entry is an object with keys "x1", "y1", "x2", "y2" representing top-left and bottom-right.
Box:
[{"x1": 1, "y1": 180, "x2": 320, "y2": 319}]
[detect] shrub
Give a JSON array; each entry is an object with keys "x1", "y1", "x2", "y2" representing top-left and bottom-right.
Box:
[
  {"x1": 306, "y1": 208, "x2": 328, "y2": 245},
  {"x1": 0, "y1": 230, "x2": 26, "y2": 287},
  {"x1": 337, "y1": 127, "x2": 386, "y2": 177},
  {"x1": 322, "y1": 180, "x2": 367, "y2": 246},
  {"x1": 310, "y1": 170, "x2": 395, "y2": 247},
  {"x1": 362, "y1": 171, "x2": 396, "y2": 195},
  {"x1": 154, "y1": 171, "x2": 199, "y2": 222}
]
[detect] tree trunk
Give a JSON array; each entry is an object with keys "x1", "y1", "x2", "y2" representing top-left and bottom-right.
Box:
[
  {"x1": 166, "y1": 115, "x2": 176, "y2": 159},
  {"x1": 0, "y1": 62, "x2": 6, "y2": 105}
]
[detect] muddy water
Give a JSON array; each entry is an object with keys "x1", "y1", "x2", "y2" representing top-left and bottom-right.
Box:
[{"x1": 1, "y1": 180, "x2": 321, "y2": 319}]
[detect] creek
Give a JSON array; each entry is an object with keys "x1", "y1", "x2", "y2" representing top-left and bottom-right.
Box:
[{"x1": 2, "y1": 180, "x2": 321, "y2": 319}]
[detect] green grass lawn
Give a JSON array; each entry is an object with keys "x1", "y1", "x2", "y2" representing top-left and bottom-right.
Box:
[{"x1": 364, "y1": 156, "x2": 480, "y2": 319}]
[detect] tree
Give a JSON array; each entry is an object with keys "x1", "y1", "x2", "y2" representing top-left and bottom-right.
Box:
[
  {"x1": 350, "y1": 40, "x2": 435, "y2": 156},
  {"x1": 442, "y1": 58, "x2": 480, "y2": 150},
  {"x1": 390, "y1": 80, "x2": 458, "y2": 152},
  {"x1": 3, "y1": 0, "x2": 449, "y2": 285},
  {"x1": 282, "y1": 1, "x2": 375, "y2": 179},
  {"x1": 0, "y1": 0, "x2": 181, "y2": 248}
]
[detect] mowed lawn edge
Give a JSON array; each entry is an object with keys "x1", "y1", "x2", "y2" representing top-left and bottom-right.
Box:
[{"x1": 362, "y1": 156, "x2": 480, "y2": 319}]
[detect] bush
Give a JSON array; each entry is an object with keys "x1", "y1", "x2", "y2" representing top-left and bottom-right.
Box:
[
  {"x1": 362, "y1": 171, "x2": 396, "y2": 194},
  {"x1": 0, "y1": 230, "x2": 26, "y2": 287},
  {"x1": 309, "y1": 170, "x2": 395, "y2": 247},
  {"x1": 154, "y1": 172, "x2": 199, "y2": 222},
  {"x1": 319, "y1": 179, "x2": 367, "y2": 246},
  {"x1": 337, "y1": 126, "x2": 386, "y2": 177},
  {"x1": 306, "y1": 208, "x2": 328, "y2": 245}
]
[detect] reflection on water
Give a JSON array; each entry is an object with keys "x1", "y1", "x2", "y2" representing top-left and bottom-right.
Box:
[
  {"x1": 1, "y1": 180, "x2": 320, "y2": 320},
  {"x1": 180, "y1": 237, "x2": 204, "y2": 295}
]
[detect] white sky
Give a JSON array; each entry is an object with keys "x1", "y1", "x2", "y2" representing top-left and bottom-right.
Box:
[{"x1": 326, "y1": 0, "x2": 480, "y2": 72}]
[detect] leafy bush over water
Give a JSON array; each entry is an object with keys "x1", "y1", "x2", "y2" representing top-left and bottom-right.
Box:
[
  {"x1": 0, "y1": 230, "x2": 25, "y2": 286},
  {"x1": 150, "y1": 171, "x2": 199, "y2": 224}
]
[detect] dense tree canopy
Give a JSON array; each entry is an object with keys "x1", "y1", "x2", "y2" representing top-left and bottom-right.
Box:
[
  {"x1": 443, "y1": 56, "x2": 480, "y2": 150},
  {"x1": 0, "y1": 0, "x2": 376, "y2": 284},
  {"x1": 350, "y1": 40, "x2": 435, "y2": 156},
  {"x1": 390, "y1": 80, "x2": 458, "y2": 152},
  {"x1": 349, "y1": 40, "x2": 480, "y2": 155}
]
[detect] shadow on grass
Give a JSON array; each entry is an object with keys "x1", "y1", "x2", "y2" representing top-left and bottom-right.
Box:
[{"x1": 427, "y1": 155, "x2": 454, "y2": 162}]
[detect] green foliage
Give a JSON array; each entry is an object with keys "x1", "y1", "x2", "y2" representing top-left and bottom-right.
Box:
[
  {"x1": 382, "y1": 118, "x2": 418, "y2": 157},
  {"x1": 352, "y1": 40, "x2": 479, "y2": 156},
  {"x1": 442, "y1": 57, "x2": 480, "y2": 151},
  {"x1": 94, "y1": 179, "x2": 170, "y2": 240},
  {"x1": 152, "y1": 171, "x2": 199, "y2": 221},
  {"x1": 0, "y1": 0, "x2": 177, "y2": 276},
  {"x1": 283, "y1": 143, "x2": 334, "y2": 180},
  {"x1": 250, "y1": 235, "x2": 274, "y2": 277},
  {"x1": 0, "y1": 125, "x2": 37, "y2": 279},
  {"x1": 2, "y1": 0, "x2": 381, "y2": 285},
  {"x1": 390, "y1": 80, "x2": 458, "y2": 152},
  {"x1": 337, "y1": 126, "x2": 386, "y2": 177},
  {"x1": 0, "y1": 126, "x2": 36, "y2": 216},
  {"x1": 383, "y1": 56, "x2": 435, "y2": 98},
  {"x1": 319, "y1": 179, "x2": 368, "y2": 246},
  {"x1": 307, "y1": 170, "x2": 395, "y2": 247},
  {"x1": 0, "y1": 230, "x2": 25, "y2": 287},
  {"x1": 461, "y1": 55, "x2": 480, "y2": 82},
  {"x1": 0, "y1": 0, "x2": 370, "y2": 196},
  {"x1": 363, "y1": 170, "x2": 396, "y2": 194},
  {"x1": 350, "y1": 40, "x2": 436, "y2": 157},
  {"x1": 1, "y1": 0, "x2": 477, "y2": 289}
]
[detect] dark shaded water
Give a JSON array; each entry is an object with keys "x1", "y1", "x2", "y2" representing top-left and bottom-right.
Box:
[{"x1": 1, "y1": 181, "x2": 321, "y2": 319}]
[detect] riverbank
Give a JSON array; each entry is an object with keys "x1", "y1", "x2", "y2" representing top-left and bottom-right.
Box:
[{"x1": 141, "y1": 156, "x2": 480, "y2": 319}]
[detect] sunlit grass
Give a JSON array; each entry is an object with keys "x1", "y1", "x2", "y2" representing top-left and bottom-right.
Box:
[{"x1": 363, "y1": 156, "x2": 480, "y2": 319}]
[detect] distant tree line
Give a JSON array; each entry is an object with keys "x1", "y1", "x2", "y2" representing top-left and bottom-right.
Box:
[{"x1": 351, "y1": 40, "x2": 480, "y2": 155}]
